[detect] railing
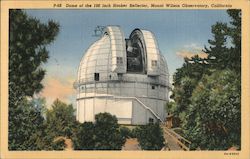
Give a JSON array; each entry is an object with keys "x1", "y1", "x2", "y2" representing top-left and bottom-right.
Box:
[
  {"x1": 113, "y1": 96, "x2": 163, "y2": 122},
  {"x1": 74, "y1": 74, "x2": 170, "y2": 89},
  {"x1": 134, "y1": 97, "x2": 163, "y2": 122},
  {"x1": 162, "y1": 126, "x2": 191, "y2": 151}
]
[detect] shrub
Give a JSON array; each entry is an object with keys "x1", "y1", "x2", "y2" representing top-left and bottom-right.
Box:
[
  {"x1": 119, "y1": 126, "x2": 132, "y2": 139},
  {"x1": 94, "y1": 113, "x2": 125, "y2": 150},
  {"x1": 73, "y1": 113, "x2": 126, "y2": 150},
  {"x1": 72, "y1": 122, "x2": 95, "y2": 150},
  {"x1": 134, "y1": 123, "x2": 165, "y2": 150}
]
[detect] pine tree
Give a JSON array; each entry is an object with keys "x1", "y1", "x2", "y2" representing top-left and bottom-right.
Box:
[
  {"x1": 172, "y1": 55, "x2": 209, "y2": 115},
  {"x1": 203, "y1": 22, "x2": 229, "y2": 70},
  {"x1": 204, "y1": 10, "x2": 241, "y2": 72},
  {"x1": 9, "y1": 9, "x2": 59, "y2": 97},
  {"x1": 170, "y1": 9, "x2": 241, "y2": 150},
  {"x1": 9, "y1": 9, "x2": 59, "y2": 150},
  {"x1": 227, "y1": 9, "x2": 241, "y2": 73},
  {"x1": 45, "y1": 99, "x2": 76, "y2": 138}
]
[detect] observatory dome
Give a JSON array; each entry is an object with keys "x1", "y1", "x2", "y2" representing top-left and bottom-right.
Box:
[{"x1": 75, "y1": 26, "x2": 169, "y2": 125}]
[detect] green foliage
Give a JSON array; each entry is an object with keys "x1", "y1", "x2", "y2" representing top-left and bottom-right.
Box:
[
  {"x1": 204, "y1": 22, "x2": 229, "y2": 69},
  {"x1": 45, "y1": 99, "x2": 76, "y2": 138},
  {"x1": 204, "y1": 10, "x2": 241, "y2": 72},
  {"x1": 170, "y1": 9, "x2": 241, "y2": 150},
  {"x1": 227, "y1": 10, "x2": 241, "y2": 73},
  {"x1": 72, "y1": 122, "x2": 95, "y2": 150},
  {"x1": 119, "y1": 126, "x2": 133, "y2": 139},
  {"x1": 95, "y1": 112, "x2": 119, "y2": 129},
  {"x1": 73, "y1": 113, "x2": 126, "y2": 150},
  {"x1": 173, "y1": 55, "x2": 210, "y2": 87},
  {"x1": 8, "y1": 99, "x2": 46, "y2": 150},
  {"x1": 183, "y1": 70, "x2": 240, "y2": 150},
  {"x1": 172, "y1": 10, "x2": 241, "y2": 115},
  {"x1": 8, "y1": 9, "x2": 59, "y2": 150},
  {"x1": 134, "y1": 123, "x2": 165, "y2": 150},
  {"x1": 8, "y1": 98, "x2": 72, "y2": 151},
  {"x1": 171, "y1": 56, "x2": 211, "y2": 115},
  {"x1": 173, "y1": 76, "x2": 197, "y2": 113},
  {"x1": 165, "y1": 101, "x2": 177, "y2": 115},
  {"x1": 9, "y1": 9, "x2": 59, "y2": 97},
  {"x1": 94, "y1": 113, "x2": 125, "y2": 150}
]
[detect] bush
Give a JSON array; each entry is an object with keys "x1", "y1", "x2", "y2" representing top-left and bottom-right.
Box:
[
  {"x1": 119, "y1": 126, "x2": 132, "y2": 139},
  {"x1": 134, "y1": 123, "x2": 165, "y2": 150},
  {"x1": 94, "y1": 113, "x2": 125, "y2": 150},
  {"x1": 73, "y1": 113, "x2": 126, "y2": 150},
  {"x1": 72, "y1": 122, "x2": 95, "y2": 150},
  {"x1": 130, "y1": 128, "x2": 137, "y2": 138}
]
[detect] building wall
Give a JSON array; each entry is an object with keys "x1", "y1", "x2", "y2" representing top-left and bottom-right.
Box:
[
  {"x1": 131, "y1": 99, "x2": 148, "y2": 125},
  {"x1": 77, "y1": 97, "x2": 133, "y2": 124},
  {"x1": 76, "y1": 76, "x2": 168, "y2": 125},
  {"x1": 77, "y1": 96, "x2": 166, "y2": 125}
]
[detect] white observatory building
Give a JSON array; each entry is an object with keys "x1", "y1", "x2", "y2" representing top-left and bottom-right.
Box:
[{"x1": 75, "y1": 26, "x2": 169, "y2": 125}]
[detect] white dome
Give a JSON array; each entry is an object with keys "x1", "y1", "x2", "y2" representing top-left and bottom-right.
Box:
[
  {"x1": 78, "y1": 33, "x2": 112, "y2": 83},
  {"x1": 77, "y1": 26, "x2": 169, "y2": 86},
  {"x1": 75, "y1": 26, "x2": 169, "y2": 125}
]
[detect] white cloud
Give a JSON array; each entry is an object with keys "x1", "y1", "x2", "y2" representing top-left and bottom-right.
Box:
[
  {"x1": 39, "y1": 75, "x2": 76, "y2": 107},
  {"x1": 176, "y1": 43, "x2": 207, "y2": 59},
  {"x1": 176, "y1": 50, "x2": 208, "y2": 59}
]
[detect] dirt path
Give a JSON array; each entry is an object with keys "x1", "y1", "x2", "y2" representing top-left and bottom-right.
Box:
[
  {"x1": 64, "y1": 138, "x2": 73, "y2": 151},
  {"x1": 122, "y1": 138, "x2": 141, "y2": 150}
]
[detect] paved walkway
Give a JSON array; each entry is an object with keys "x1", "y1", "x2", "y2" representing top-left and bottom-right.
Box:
[{"x1": 122, "y1": 138, "x2": 141, "y2": 150}]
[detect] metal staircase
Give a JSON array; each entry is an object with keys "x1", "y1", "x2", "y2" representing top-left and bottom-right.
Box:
[{"x1": 113, "y1": 96, "x2": 163, "y2": 122}]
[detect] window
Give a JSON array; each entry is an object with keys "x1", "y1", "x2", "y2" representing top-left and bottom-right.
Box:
[
  {"x1": 94, "y1": 73, "x2": 99, "y2": 81},
  {"x1": 151, "y1": 85, "x2": 155, "y2": 89},
  {"x1": 117, "y1": 57, "x2": 123, "y2": 65},
  {"x1": 117, "y1": 73, "x2": 123, "y2": 80},
  {"x1": 151, "y1": 60, "x2": 157, "y2": 68},
  {"x1": 149, "y1": 118, "x2": 154, "y2": 123},
  {"x1": 126, "y1": 39, "x2": 145, "y2": 73}
]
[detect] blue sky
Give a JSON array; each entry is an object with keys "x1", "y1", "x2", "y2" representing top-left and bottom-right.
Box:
[{"x1": 25, "y1": 9, "x2": 231, "y2": 106}]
